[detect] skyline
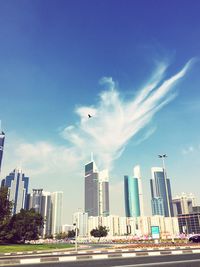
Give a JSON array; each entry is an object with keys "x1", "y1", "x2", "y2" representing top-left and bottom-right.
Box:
[{"x1": 0, "y1": 1, "x2": 200, "y2": 222}]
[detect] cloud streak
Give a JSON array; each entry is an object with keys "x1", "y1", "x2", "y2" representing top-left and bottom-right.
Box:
[{"x1": 62, "y1": 59, "x2": 195, "y2": 169}]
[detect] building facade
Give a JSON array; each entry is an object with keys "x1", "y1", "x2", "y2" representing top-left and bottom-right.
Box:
[
  {"x1": 124, "y1": 175, "x2": 140, "y2": 217},
  {"x1": 28, "y1": 189, "x2": 52, "y2": 237},
  {"x1": 173, "y1": 193, "x2": 196, "y2": 216},
  {"x1": 0, "y1": 128, "x2": 5, "y2": 173},
  {"x1": 73, "y1": 212, "x2": 88, "y2": 237},
  {"x1": 51, "y1": 191, "x2": 63, "y2": 236},
  {"x1": 134, "y1": 165, "x2": 144, "y2": 216},
  {"x1": 85, "y1": 159, "x2": 109, "y2": 217},
  {"x1": 150, "y1": 167, "x2": 173, "y2": 217},
  {"x1": 1, "y1": 168, "x2": 29, "y2": 214}
]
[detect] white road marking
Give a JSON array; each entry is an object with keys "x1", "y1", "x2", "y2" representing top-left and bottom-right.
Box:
[
  {"x1": 20, "y1": 258, "x2": 40, "y2": 264},
  {"x1": 122, "y1": 253, "x2": 136, "y2": 257},
  {"x1": 171, "y1": 250, "x2": 182, "y2": 254},
  {"x1": 92, "y1": 254, "x2": 108, "y2": 259},
  {"x1": 148, "y1": 251, "x2": 161, "y2": 256},
  {"x1": 59, "y1": 256, "x2": 77, "y2": 262}
]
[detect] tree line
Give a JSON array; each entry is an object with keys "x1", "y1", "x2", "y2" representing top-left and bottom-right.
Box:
[
  {"x1": 0, "y1": 186, "x2": 44, "y2": 244},
  {"x1": 0, "y1": 186, "x2": 109, "y2": 244}
]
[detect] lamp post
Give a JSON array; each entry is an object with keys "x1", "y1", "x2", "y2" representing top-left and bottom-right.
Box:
[
  {"x1": 158, "y1": 154, "x2": 174, "y2": 243},
  {"x1": 73, "y1": 223, "x2": 78, "y2": 252}
]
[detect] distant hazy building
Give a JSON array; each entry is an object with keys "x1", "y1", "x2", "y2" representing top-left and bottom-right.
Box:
[
  {"x1": 51, "y1": 191, "x2": 63, "y2": 236},
  {"x1": 124, "y1": 173, "x2": 140, "y2": 217},
  {"x1": 85, "y1": 160, "x2": 99, "y2": 216},
  {"x1": 28, "y1": 189, "x2": 52, "y2": 237},
  {"x1": 134, "y1": 166, "x2": 144, "y2": 216},
  {"x1": 151, "y1": 197, "x2": 165, "y2": 216},
  {"x1": 173, "y1": 193, "x2": 196, "y2": 216},
  {"x1": 99, "y1": 169, "x2": 109, "y2": 216},
  {"x1": 85, "y1": 157, "x2": 109, "y2": 217},
  {"x1": 150, "y1": 167, "x2": 173, "y2": 217},
  {"x1": 0, "y1": 127, "x2": 5, "y2": 173},
  {"x1": 2, "y1": 168, "x2": 29, "y2": 214},
  {"x1": 73, "y1": 212, "x2": 88, "y2": 237}
]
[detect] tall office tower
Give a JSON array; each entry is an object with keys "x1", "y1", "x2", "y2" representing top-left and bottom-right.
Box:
[
  {"x1": 99, "y1": 169, "x2": 109, "y2": 216},
  {"x1": 73, "y1": 212, "x2": 88, "y2": 237},
  {"x1": 133, "y1": 165, "x2": 144, "y2": 216},
  {"x1": 0, "y1": 125, "x2": 5, "y2": 173},
  {"x1": 124, "y1": 175, "x2": 140, "y2": 217},
  {"x1": 150, "y1": 167, "x2": 174, "y2": 217},
  {"x1": 85, "y1": 157, "x2": 110, "y2": 217},
  {"x1": 173, "y1": 193, "x2": 197, "y2": 216},
  {"x1": 28, "y1": 189, "x2": 52, "y2": 237},
  {"x1": 1, "y1": 168, "x2": 29, "y2": 214},
  {"x1": 151, "y1": 197, "x2": 165, "y2": 216},
  {"x1": 51, "y1": 191, "x2": 63, "y2": 236},
  {"x1": 85, "y1": 160, "x2": 99, "y2": 216}
]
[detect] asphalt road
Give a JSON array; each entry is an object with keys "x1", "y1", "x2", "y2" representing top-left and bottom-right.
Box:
[{"x1": 9, "y1": 253, "x2": 200, "y2": 267}]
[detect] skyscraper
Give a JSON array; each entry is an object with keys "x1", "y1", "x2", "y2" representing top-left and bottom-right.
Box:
[
  {"x1": 85, "y1": 160, "x2": 99, "y2": 216},
  {"x1": 99, "y1": 169, "x2": 109, "y2": 217},
  {"x1": 0, "y1": 125, "x2": 5, "y2": 173},
  {"x1": 28, "y1": 189, "x2": 52, "y2": 237},
  {"x1": 133, "y1": 165, "x2": 144, "y2": 216},
  {"x1": 124, "y1": 175, "x2": 140, "y2": 217},
  {"x1": 150, "y1": 167, "x2": 174, "y2": 217},
  {"x1": 1, "y1": 168, "x2": 29, "y2": 214},
  {"x1": 84, "y1": 158, "x2": 109, "y2": 217},
  {"x1": 51, "y1": 191, "x2": 63, "y2": 236}
]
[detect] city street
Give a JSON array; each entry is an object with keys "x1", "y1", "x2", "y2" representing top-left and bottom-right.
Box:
[{"x1": 5, "y1": 253, "x2": 200, "y2": 267}]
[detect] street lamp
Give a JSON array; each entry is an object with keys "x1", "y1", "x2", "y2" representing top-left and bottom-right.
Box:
[
  {"x1": 158, "y1": 154, "x2": 174, "y2": 243},
  {"x1": 73, "y1": 223, "x2": 78, "y2": 252}
]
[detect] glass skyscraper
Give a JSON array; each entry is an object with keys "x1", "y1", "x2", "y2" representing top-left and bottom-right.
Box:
[
  {"x1": 124, "y1": 175, "x2": 140, "y2": 217},
  {"x1": 84, "y1": 158, "x2": 109, "y2": 217},
  {"x1": 1, "y1": 168, "x2": 29, "y2": 214},
  {"x1": 0, "y1": 129, "x2": 5, "y2": 173},
  {"x1": 150, "y1": 167, "x2": 174, "y2": 217}
]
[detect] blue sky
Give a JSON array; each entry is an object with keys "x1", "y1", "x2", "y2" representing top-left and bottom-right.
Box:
[{"x1": 0, "y1": 0, "x2": 200, "y2": 222}]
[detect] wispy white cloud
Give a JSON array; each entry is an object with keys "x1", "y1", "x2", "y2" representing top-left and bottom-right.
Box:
[
  {"x1": 182, "y1": 143, "x2": 200, "y2": 155},
  {"x1": 182, "y1": 146, "x2": 195, "y2": 155},
  {"x1": 62, "y1": 59, "x2": 194, "y2": 170}
]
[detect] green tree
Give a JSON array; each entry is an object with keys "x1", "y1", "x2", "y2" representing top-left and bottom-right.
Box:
[
  {"x1": 0, "y1": 186, "x2": 13, "y2": 227},
  {"x1": 67, "y1": 230, "x2": 75, "y2": 238},
  {"x1": 90, "y1": 226, "x2": 108, "y2": 241},
  {"x1": 6, "y1": 208, "x2": 44, "y2": 243},
  {"x1": 0, "y1": 186, "x2": 13, "y2": 243}
]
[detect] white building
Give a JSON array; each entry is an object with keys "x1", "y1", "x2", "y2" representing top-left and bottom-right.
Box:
[
  {"x1": 84, "y1": 215, "x2": 179, "y2": 239},
  {"x1": 173, "y1": 193, "x2": 197, "y2": 216},
  {"x1": 51, "y1": 191, "x2": 63, "y2": 236},
  {"x1": 73, "y1": 212, "x2": 88, "y2": 237},
  {"x1": 134, "y1": 165, "x2": 144, "y2": 217}
]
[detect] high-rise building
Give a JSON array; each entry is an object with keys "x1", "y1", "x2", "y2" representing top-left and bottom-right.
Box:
[
  {"x1": 84, "y1": 158, "x2": 109, "y2": 217},
  {"x1": 0, "y1": 126, "x2": 5, "y2": 173},
  {"x1": 133, "y1": 165, "x2": 144, "y2": 216},
  {"x1": 28, "y1": 189, "x2": 52, "y2": 237},
  {"x1": 150, "y1": 167, "x2": 173, "y2": 217},
  {"x1": 1, "y1": 168, "x2": 29, "y2": 214},
  {"x1": 99, "y1": 169, "x2": 109, "y2": 216},
  {"x1": 173, "y1": 193, "x2": 196, "y2": 216},
  {"x1": 51, "y1": 191, "x2": 63, "y2": 236},
  {"x1": 124, "y1": 175, "x2": 140, "y2": 217},
  {"x1": 73, "y1": 212, "x2": 88, "y2": 237}
]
